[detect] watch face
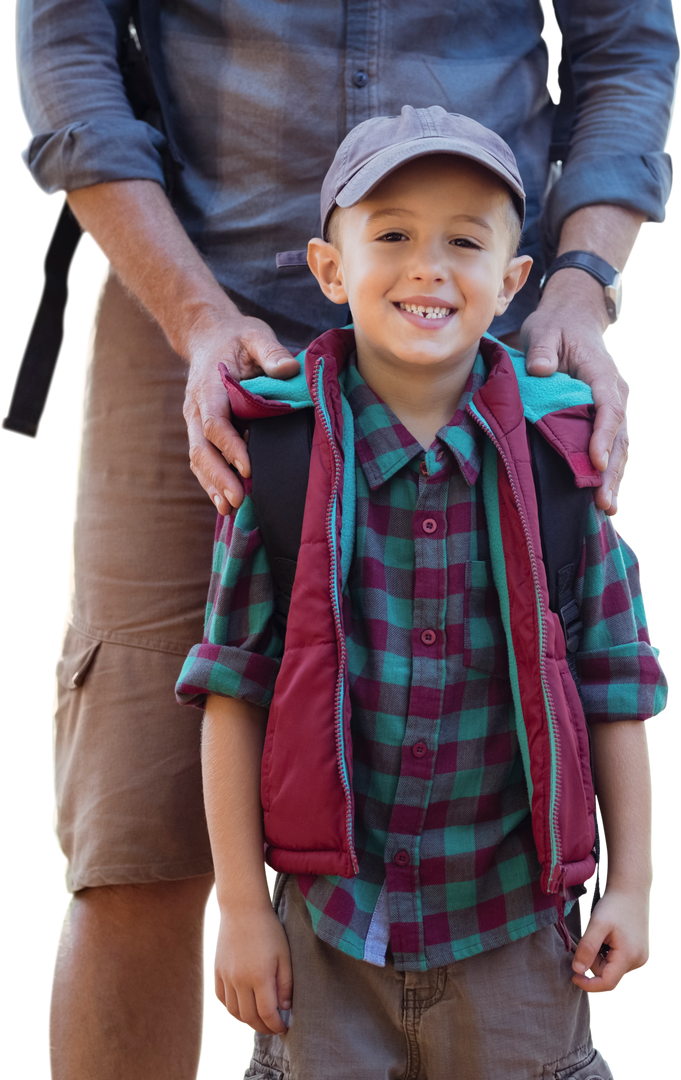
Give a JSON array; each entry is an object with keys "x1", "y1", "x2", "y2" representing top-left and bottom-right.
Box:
[{"x1": 604, "y1": 274, "x2": 625, "y2": 324}]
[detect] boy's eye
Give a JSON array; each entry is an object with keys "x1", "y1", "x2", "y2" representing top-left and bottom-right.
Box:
[
  {"x1": 451, "y1": 237, "x2": 481, "y2": 250},
  {"x1": 378, "y1": 231, "x2": 408, "y2": 242}
]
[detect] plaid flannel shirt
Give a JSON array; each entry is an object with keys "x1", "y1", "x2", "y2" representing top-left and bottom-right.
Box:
[{"x1": 177, "y1": 353, "x2": 666, "y2": 971}]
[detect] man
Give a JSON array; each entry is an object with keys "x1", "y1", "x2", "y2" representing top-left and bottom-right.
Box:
[{"x1": 16, "y1": 1, "x2": 678, "y2": 1077}]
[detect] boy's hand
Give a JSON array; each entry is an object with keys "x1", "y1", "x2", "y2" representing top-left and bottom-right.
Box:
[
  {"x1": 571, "y1": 887, "x2": 649, "y2": 992},
  {"x1": 214, "y1": 904, "x2": 293, "y2": 1035}
]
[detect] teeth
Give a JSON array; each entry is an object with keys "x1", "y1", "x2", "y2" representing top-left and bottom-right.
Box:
[{"x1": 399, "y1": 302, "x2": 453, "y2": 319}]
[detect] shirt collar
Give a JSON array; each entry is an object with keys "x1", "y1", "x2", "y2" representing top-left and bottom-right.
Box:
[{"x1": 342, "y1": 351, "x2": 487, "y2": 490}]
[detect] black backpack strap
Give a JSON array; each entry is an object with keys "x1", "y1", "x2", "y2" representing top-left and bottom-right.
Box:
[
  {"x1": 528, "y1": 422, "x2": 603, "y2": 928},
  {"x1": 247, "y1": 409, "x2": 315, "y2": 641},
  {"x1": 5, "y1": 1, "x2": 181, "y2": 439},
  {"x1": 546, "y1": 1, "x2": 574, "y2": 165},
  {"x1": 0, "y1": 198, "x2": 85, "y2": 438}
]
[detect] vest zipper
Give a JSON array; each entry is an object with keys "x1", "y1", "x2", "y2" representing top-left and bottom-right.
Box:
[
  {"x1": 467, "y1": 405, "x2": 563, "y2": 888},
  {"x1": 311, "y1": 357, "x2": 359, "y2": 874}
]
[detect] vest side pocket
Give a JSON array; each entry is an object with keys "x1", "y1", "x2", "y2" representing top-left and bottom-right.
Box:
[{"x1": 463, "y1": 560, "x2": 509, "y2": 678}]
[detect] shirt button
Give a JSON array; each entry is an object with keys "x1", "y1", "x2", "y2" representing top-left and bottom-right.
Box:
[
  {"x1": 421, "y1": 629, "x2": 436, "y2": 646},
  {"x1": 422, "y1": 518, "x2": 437, "y2": 534},
  {"x1": 394, "y1": 849, "x2": 410, "y2": 867},
  {"x1": 412, "y1": 741, "x2": 428, "y2": 758},
  {"x1": 419, "y1": 460, "x2": 430, "y2": 477},
  {"x1": 353, "y1": 70, "x2": 368, "y2": 87}
]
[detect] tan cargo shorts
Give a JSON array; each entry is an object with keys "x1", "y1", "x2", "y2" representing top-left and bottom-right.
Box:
[
  {"x1": 247, "y1": 877, "x2": 613, "y2": 1080},
  {"x1": 55, "y1": 272, "x2": 217, "y2": 891}
]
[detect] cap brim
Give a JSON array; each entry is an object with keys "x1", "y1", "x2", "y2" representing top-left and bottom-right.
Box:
[{"x1": 334, "y1": 136, "x2": 525, "y2": 225}]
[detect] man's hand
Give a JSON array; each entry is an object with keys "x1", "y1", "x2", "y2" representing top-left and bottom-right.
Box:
[
  {"x1": 571, "y1": 887, "x2": 649, "y2": 992},
  {"x1": 520, "y1": 267, "x2": 627, "y2": 516},
  {"x1": 215, "y1": 905, "x2": 293, "y2": 1034},
  {"x1": 183, "y1": 312, "x2": 299, "y2": 515},
  {"x1": 67, "y1": 179, "x2": 300, "y2": 517},
  {"x1": 512, "y1": 203, "x2": 645, "y2": 516}
]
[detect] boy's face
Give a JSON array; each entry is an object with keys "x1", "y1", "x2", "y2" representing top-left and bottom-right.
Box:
[{"x1": 309, "y1": 156, "x2": 531, "y2": 373}]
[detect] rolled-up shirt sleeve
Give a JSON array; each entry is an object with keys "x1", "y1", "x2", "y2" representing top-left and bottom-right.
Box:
[
  {"x1": 575, "y1": 501, "x2": 667, "y2": 723},
  {"x1": 18, "y1": 0, "x2": 167, "y2": 193},
  {"x1": 543, "y1": 0, "x2": 679, "y2": 252},
  {"x1": 176, "y1": 491, "x2": 283, "y2": 710}
]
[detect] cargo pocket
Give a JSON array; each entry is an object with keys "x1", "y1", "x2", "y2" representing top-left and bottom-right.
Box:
[
  {"x1": 56, "y1": 624, "x2": 101, "y2": 690},
  {"x1": 544, "y1": 1046, "x2": 614, "y2": 1080},
  {"x1": 463, "y1": 560, "x2": 508, "y2": 678},
  {"x1": 244, "y1": 1059, "x2": 285, "y2": 1080}
]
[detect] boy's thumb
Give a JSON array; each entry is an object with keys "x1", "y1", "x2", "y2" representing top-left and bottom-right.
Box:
[{"x1": 572, "y1": 927, "x2": 601, "y2": 975}]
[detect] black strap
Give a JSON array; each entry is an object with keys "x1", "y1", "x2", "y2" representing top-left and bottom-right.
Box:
[
  {"x1": 248, "y1": 410, "x2": 315, "y2": 641},
  {"x1": 0, "y1": 198, "x2": 85, "y2": 438},
  {"x1": 528, "y1": 423, "x2": 603, "y2": 918},
  {"x1": 549, "y1": 41, "x2": 575, "y2": 164},
  {"x1": 5, "y1": 1, "x2": 180, "y2": 438}
]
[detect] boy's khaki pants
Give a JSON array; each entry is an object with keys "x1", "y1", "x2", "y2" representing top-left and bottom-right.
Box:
[{"x1": 247, "y1": 877, "x2": 613, "y2": 1080}]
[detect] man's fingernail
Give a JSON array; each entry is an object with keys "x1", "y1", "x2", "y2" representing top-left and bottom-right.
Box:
[
  {"x1": 610, "y1": 494, "x2": 618, "y2": 512},
  {"x1": 234, "y1": 460, "x2": 246, "y2": 476},
  {"x1": 573, "y1": 962, "x2": 586, "y2": 974},
  {"x1": 282, "y1": 1000, "x2": 291, "y2": 1009},
  {"x1": 602, "y1": 451, "x2": 609, "y2": 469},
  {"x1": 214, "y1": 495, "x2": 221, "y2": 509}
]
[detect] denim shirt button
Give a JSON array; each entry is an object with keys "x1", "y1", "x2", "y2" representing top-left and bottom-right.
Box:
[{"x1": 353, "y1": 70, "x2": 368, "y2": 87}]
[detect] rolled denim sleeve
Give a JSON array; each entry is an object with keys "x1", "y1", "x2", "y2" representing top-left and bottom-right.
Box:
[
  {"x1": 17, "y1": 0, "x2": 167, "y2": 193},
  {"x1": 543, "y1": 0, "x2": 679, "y2": 253}
]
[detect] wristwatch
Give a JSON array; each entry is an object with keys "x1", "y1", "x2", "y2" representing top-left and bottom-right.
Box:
[{"x1": 540, "y1": 250, "x2": 622, "y2": 322}]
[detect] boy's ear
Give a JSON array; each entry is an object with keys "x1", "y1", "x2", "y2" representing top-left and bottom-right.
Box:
[
  {"x1": 307, "y1": 239, "x2": 348, "y2": 305},
  {"x1": 495, "y1": 255, "x2": 533, "y2": 317}
]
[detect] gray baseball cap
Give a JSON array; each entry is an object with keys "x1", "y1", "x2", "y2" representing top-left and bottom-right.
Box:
[{"x1": 320, "y1": 105, "x2": 526, "y2": 238}]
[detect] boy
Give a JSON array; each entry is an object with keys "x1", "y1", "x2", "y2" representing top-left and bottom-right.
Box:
[{"x1": 177, "y1": 107, "x2": 666, "y2": 1079}]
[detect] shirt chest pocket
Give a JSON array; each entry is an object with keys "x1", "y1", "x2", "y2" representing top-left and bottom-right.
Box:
[{"x1": 463, "y1": 560, "x2": 509, "y2": 678}]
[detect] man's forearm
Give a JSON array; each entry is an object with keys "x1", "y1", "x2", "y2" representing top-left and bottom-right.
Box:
[
  {"x1": 542, "y1": 204, "x2": 646, "y2": 329},
  {"x1": 67, "y1": 179, "x2": 237, "y2": 358},
  {"x1": 202, "y1": 695, "x2": 272, "y2": 914},
  {"x1": 591, "y1": 720, "x2": 652, "y2": 894}
]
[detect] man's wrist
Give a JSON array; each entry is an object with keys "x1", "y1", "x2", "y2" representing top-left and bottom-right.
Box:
[{"x1": 537, "y1": 266, "x2": 611, "y2": 334}]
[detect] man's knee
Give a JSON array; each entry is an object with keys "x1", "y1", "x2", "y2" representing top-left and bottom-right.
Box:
[{"x1": 66, "y1": 874, "x2": 215, "y2": 944}]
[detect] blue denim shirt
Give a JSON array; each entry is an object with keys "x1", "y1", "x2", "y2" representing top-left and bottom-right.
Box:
[{"x1": 17, "y1": 1, "x2": 678, "y2": 347}]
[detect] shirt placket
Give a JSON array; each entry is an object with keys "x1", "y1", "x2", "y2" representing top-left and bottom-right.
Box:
[
  {"x1": 385, "y1": 447, "x2": 449, "y2": 965},
  {"x1": 344, "y1": 0, "x2": 380, "y2": 131}
]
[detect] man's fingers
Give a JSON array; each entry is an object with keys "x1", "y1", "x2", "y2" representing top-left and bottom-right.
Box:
[
  {"x1": 252, "y1": 339, "x2": 301, "y2": 381},
  {"x1": 188, "y1": 429, "x2": 245, "y2": 510},
  {"x1": 593, "y1": 422, "x2": 628, "y2": 515},
  {"x1": 521, "y1": 319, "x2": 562, "y2": 378},
  {"x1": 572, "y1": 926, "x2": 602, "y2": 977},
  {"x1": 199, "y1": 408, "x2": 251, "y2": 479},
  {"x1": 524, "y1": 350, "x2": 559, "y2": 377}
]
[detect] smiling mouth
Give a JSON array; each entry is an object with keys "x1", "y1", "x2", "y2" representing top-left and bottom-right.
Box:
[{"x1": 397, "y1": 302, "x2": 455, "y2": 320}]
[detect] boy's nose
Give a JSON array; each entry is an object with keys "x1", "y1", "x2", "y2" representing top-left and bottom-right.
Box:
[{"x1": 408, "y1": 246, "x2": 447, "y2": 283}]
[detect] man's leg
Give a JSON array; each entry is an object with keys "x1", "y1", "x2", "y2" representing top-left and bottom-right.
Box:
[
  {"x1": 51, "y1": 876, "x2": 214, "y2": 1080},
  {"x1": 50, "y1": 273, "x2": 218, "y2": 1077}
]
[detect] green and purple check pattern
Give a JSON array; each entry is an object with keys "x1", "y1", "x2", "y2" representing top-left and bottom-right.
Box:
[{"x1": 177, "y1": 356, "x2": 665, "y2": 971}]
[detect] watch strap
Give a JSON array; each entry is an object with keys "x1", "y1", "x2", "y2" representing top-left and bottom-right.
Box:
[{"x1": 541, "y1": 250, "x2": 620, "y2": 290}]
